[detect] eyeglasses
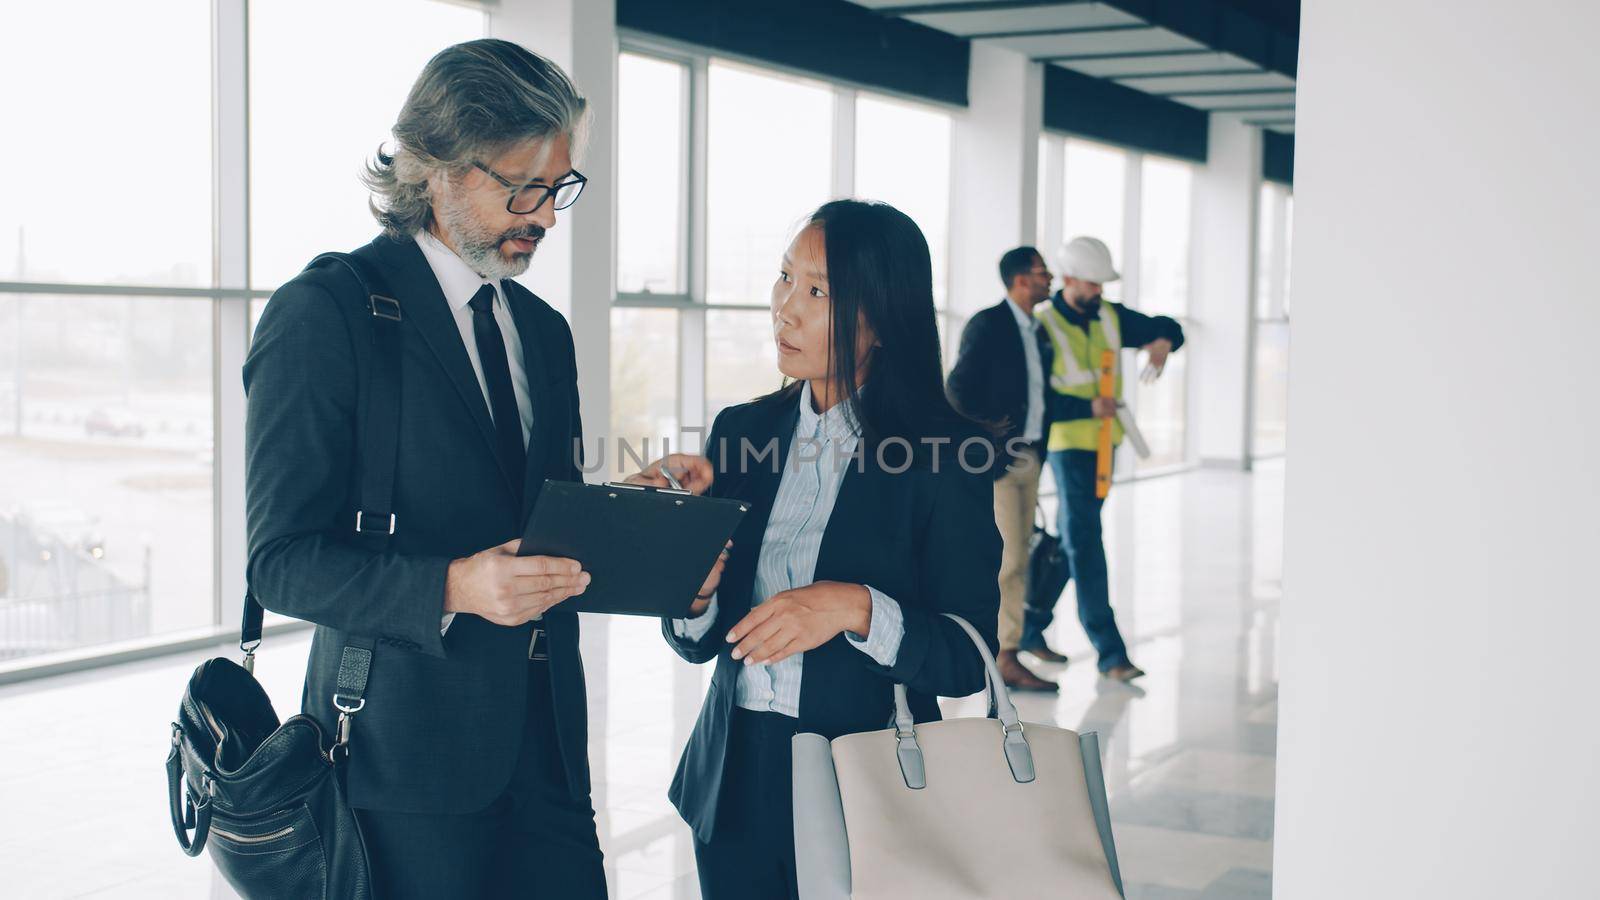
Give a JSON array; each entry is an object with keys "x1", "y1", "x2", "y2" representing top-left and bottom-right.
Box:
[{"x1": 471, "y1": 161, "x2": 588, "y2": 215}]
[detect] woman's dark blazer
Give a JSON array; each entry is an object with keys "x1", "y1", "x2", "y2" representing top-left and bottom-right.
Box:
[{"x1": 661, "y1": 388, "x2": 1003, "y2": 842}]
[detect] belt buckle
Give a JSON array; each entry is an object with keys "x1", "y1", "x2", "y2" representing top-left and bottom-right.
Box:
[{"x1": 528, "y1": 625, "x2": 549, "y2": 662}]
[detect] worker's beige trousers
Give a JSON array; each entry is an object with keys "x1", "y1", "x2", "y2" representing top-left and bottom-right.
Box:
[{"x1": 993, "y1": 447, "x2": 1042, "y2": 651}]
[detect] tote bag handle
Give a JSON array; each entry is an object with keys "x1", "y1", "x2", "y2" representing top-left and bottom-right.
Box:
[{"x1": 889, "y1": 613, "x2": 1036, "y2": 788}]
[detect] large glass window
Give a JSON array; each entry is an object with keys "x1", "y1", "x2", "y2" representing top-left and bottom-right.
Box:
[
  {"x1": 855, "y1": 94, "x2": 953, "y2": 308},
  {"x1": 0, "y1": 0, "x2": 218, "y2": 665},
  {"x1": 617, "y1": 53, "x2": 687, "y2": 296},
  {"x1": 0, "y1": 296, "x2": 214, "y2": 661},
  {"x1": 1137, "y1": 156, "x2": 1192, "y2": 317},
  {"x1": 706, "y1": 63, "x2": 834, "y2": 306},
  {"x1": 615, "y1": 58, "x2": 964, "y2": 437},
  {"x1": 609, "y1": 309, "x2": 680, "y2": 478},
  {"x1": 1061, "y1": 138, "x2": 1127, "y2": 294},
  {"x1": 249, "y1": 0, "x2": 484, "y2": 289},
  {"x1": 1130, "y1": 155, "x2": 1194, "y2": 468},
  {"x1": 1253, "y1": 321, "x2": 1290, "y2": 457},
  {"x1": 0, "y1": 0, "x2": 212, "y2": 287},
  {"x1": 706, "y1": 310, "x2": 783, "y2": 423},
  {"x1": 1254, "y1": 182, "x2": 1294, "y2": 457}
]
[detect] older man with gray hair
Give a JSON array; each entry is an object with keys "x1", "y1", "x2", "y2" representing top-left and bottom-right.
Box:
[{"x1": 244, "y1": 40, "x2": 605, "y2": 897}]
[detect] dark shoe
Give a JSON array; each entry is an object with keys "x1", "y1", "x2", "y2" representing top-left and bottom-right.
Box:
[
  {"x1": 1103, "y1": 664, "x2": 1146, "y2": 683},
  {"x1": 999, "y1": 650, "x2": 1059, "y2": 692},
  {"x1": 1019, "y1": 641, "x2": 1069, "y2": 665}
]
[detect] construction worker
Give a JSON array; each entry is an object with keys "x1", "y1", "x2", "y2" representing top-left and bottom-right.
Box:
[{"x1": 1034, "y1": 236, "x2": 1184, "y2": 682}]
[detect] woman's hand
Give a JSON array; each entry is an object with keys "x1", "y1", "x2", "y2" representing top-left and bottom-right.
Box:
[
  {"x1": 625, "y1": 453, "x2": 715, "y2": 495},
  {"x1": 726, "y1": 581, "x2": 872, "y2": 666},
  {"x1": 691, "y1": 541, "x2": 732, "y2": 616}
]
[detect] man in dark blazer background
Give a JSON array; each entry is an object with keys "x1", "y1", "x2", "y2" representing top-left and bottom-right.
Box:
[
  {"x1": 243, "y1": 40, "x2": 606, "y2": 898},
  {"x1": 947, "y1": 246, "x2": 1063, "y2": 691}
]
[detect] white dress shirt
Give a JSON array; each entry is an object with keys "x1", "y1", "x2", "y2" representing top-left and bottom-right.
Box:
[
  {"x1": 413, "y1": 229, "x2": 535, "y2": 443},
  {"x1": 1006, "y1": 297, "x2": 1046, "y2": 444},
  {"x1": 413, "y1": 230, "x2": 535, "y2": 635},
  {"x1": 671, "y1": 381, "x2": 905, "y2": 718}
]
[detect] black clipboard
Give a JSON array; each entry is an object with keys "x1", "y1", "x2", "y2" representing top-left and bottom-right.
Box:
[{"x1": 518, "y1": 479, "x2": 750, "y2": 617}]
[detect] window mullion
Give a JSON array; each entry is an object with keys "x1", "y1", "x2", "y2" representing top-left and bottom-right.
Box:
[{"x1": 213, "y1": 0, "x2": 250, "y2": 634}]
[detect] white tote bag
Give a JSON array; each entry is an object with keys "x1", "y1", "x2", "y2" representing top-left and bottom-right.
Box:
[{"x1": 792, "y1": 614, "x2": 1124, "y2": 899}]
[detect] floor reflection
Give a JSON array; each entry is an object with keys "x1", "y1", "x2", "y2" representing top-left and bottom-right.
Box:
[{"x1": 0, "y1": 461, "x2": 1282, "y2": 899}]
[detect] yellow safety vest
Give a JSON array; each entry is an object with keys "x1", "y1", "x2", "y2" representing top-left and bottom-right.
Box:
[{"x1": 1036, "y1": 300, "x2": 1124, "y2": 452}]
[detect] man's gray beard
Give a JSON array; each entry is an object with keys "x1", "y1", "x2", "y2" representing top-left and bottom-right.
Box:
[{"x1": 435, "y1": 192, "x2": 533, "y2": 280}]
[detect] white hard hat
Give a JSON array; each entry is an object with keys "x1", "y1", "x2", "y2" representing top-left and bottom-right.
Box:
[{"x1": 1055, "y1": 236, "x2": 1120, "y2": 283}]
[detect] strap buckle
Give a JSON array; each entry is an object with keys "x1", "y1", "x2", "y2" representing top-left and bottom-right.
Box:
[
  {"x1": 368, "y1": 294, "x2": 402, "y2": 321},
  {"x1": 331, "y1": 694, "x2": 366, "y2": 759},
  {"x1": 240, "y1": 639, "x2": 261, "y2": 675},
  {"x1": 355, "y1": 511, "x2": 396, "y2": 535},
  {"x1": 528, "y1": 625, "x2": 549, "y2": 661}
]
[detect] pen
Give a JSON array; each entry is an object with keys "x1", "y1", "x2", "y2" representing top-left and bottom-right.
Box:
[{"x1": 660, "y1": 464, "x2": 685, "y2": 491}]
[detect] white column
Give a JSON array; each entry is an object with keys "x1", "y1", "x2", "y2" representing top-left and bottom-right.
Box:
[
  {"x1": 1276, "y1": 1, "x2": 1600, "y2": 898},
  {"x1": 1188, "y1": 116, "x2": 1260, "y2": 469},
  {"x1": 948, "y1": 43, "x2": 1041, "y2": 321},
  {"x1": 490, "y1": 0, "x2": 616, "y2": 480}
]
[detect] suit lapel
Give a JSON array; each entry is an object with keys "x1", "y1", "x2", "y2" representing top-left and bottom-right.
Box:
[
  {"x1": 816, "y1": 457, "x2": 869, "y2": 575},
  {"x1": 369, "y1": 235, "x2": 514, "y2": 492}
]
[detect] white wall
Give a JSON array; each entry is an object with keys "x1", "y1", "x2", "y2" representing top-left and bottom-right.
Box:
[{"x1": 1276, "y1": 1, "x2": 1600, "y2": 897}]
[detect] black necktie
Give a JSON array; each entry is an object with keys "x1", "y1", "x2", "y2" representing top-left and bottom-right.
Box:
[{"x1": 468, "y1": 284, "x2": 526, "y2": 498}]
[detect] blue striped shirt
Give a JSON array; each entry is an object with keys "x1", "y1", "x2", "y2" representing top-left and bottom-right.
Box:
[{"x1": 674, "y1": 381, "x2": 904, "y2": 718}]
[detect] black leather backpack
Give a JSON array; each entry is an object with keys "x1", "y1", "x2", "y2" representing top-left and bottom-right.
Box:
[{"x1": 166, "y1": 251, "x2": 403, "y2": 898}]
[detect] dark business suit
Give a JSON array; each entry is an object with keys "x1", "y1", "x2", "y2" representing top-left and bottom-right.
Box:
[
  {"x1": 945, "y1": 299, "x2": 1055, "y2": 478},
  {"x1": 947, "y1": 298, "x2": 1055, "y2": 656},
  {"x1": 661, "y1": 389, "x2": 1001, "y2": 897},
  {"x1": 243, "y1": 233, "x2": 603, "y2": 897}
]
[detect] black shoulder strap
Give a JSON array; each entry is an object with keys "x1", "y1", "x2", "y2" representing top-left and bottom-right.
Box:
[{"x1": 240, "y1": 251, "x2": 404, "y2": 713}]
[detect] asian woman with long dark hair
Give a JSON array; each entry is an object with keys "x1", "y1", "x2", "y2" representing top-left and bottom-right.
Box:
[{"x1": 633, "y1": 199, "x2": 1002, "y2": 898}]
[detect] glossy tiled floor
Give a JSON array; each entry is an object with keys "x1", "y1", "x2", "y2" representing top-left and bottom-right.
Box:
[{"x1": 0, "y1": 461, "x2": 1282, "y2": 899}]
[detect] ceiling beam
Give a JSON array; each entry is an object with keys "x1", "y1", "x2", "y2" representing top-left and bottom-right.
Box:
[
  {"x1": 871, "y1": 1, "x2": 1098, "y2": 15},
  {"x1": 1204, "y1": 103, "x2": 1297, "y2": 112},
  {"x1": 1037, "y1": 47, "x2": 1215, "y2": 62},
  {"x1": 1115, "y1": 67, "x2": 1261, "y2": 80},
  {"x1": 964, "y1": 22, "x2": 1155, "y2": 41},
  {"x1": 1159, "y1": 87, "x2": 1297, "y2": 97}
]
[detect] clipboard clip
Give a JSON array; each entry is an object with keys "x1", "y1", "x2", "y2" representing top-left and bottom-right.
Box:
[{"x1": 603, "y1": 481, "x2": 692, "y2": 496}]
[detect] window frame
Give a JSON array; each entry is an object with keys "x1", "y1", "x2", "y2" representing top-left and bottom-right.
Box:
[
  {"x1": 0, "y1": 0, "x2": 491, "y2": 683},
  {"x1": 614, "y1": 33, "x2": 959, "y2": 450}
]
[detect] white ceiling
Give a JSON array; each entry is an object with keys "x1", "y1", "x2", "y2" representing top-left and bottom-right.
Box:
[{"x1": 849, "y1": 0, "x2": 1297, "y2": 133}]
